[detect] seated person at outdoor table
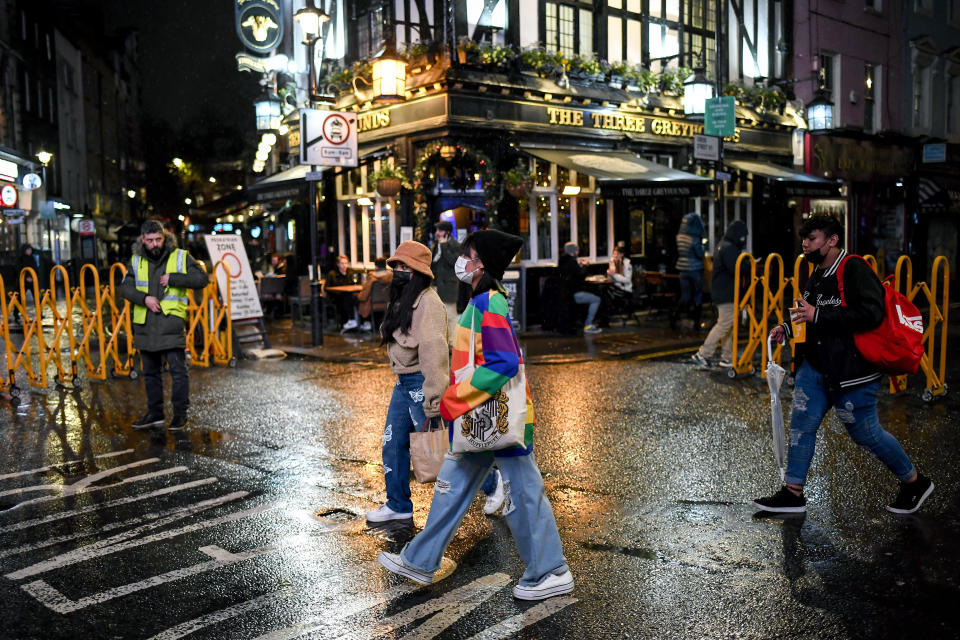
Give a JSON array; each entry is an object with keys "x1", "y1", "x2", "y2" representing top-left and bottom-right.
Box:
[
  {"x1": 356, "y1": 256, "x2": 393, "y2": 331},
  {"x1": 559, "y1": 241, "x2": 602, "y2": 334},
  {"x1": 607, "y1": 242, "x2": 633, "y2": 295},
  {"x1": 326, "y1": 254, "x2": 362, "y2": 330}
]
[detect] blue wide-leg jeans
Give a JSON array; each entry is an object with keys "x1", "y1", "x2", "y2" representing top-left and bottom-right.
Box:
[
  {"x1": 381, "y1": 374, "x2": 497, "y2": 514},
  {"x1": 400, "y1": 451, "x2": 569, "y2": 587},
  {"x1": 785, "y1": 361, "x2": 916, "y2": 486}
]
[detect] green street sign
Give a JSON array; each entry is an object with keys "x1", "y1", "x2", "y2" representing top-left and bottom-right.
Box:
[{"x1": 704, "y1": 96, "x2": 736, "y2": 138}]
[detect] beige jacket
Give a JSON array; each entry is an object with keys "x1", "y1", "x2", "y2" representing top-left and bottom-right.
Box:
[{"x1": 385, "y1": 287, "x2": 449, "y2": 417}]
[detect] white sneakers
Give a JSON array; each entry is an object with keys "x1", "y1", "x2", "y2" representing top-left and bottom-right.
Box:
[
  {"x1": 378, "y1": 551, "x2": 433, "y2": 585},
  {"x1": 365, "y1": 504, "x2": 412, "y2": 522},
  {"x1": 483, "y1": 469, "x2": 506, "y2": 515},
  {"x1": 359, "y1": 321, "x2": 372, "y2": 331},
  {"x1": 341, "y1": 319, "x2": 359, "y2": 332},
  {"x1": 512, "y1": 570, "x2": 575, "y2": 600}
]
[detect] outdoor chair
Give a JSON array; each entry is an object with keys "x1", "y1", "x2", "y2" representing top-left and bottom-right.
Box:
[
  {"x1": 289, "y1": 275, "x2": 312, "y2": 327},
  {"x1": 369, "y1": 280, "x2": 390, "y2": 332},
  {"x1": 259, "y1": 275, "x2": 287, "y2": 318}
]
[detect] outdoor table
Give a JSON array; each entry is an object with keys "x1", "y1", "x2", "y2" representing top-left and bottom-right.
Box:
[{"x1": 324, "y1": 284, "x2": 364, "y2": 295}]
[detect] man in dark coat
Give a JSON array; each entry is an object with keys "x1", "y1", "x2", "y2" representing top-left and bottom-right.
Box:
[
  {"x1": 120, "y1": 220, "x2": 208, "y2": 430},
  {"x1": 692, "y1": 220, "x2": 747, "y2": 367},
  {"x1": 559, "y1": 242, "x2": 602, "y2": 334},
  {"x1": 672, "y1": 212, "x2": 706, "y2": 330},
  {"x1": 431, "y1": 220, "x2": 461, "y2": 341}
]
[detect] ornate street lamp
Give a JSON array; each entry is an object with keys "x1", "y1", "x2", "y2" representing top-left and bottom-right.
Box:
[
  {"x1": 806, "y1": 89, "x2": 834, "y2": 131},
  {"x1": 294, "y1": 0, "x2": 332, "y2": 103},
  {"x1": 371, "y1": 44, "x2": 406, "y2": 104},
  {"x1": 254, "y1": 92, "x2": 282, "y2": 131},
  {"x1": 682, "y1": 67, "x2": 715, "y2": 117}
]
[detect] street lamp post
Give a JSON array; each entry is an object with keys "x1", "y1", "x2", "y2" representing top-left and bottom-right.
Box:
[
  {"x1": 294, "y1": 0, "x2": 330, "y2": 347},
  {"x1": 36, "y1": 151, "x2": 54, "y2": 260}
]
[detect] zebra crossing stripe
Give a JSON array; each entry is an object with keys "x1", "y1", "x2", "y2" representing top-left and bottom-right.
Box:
[
  {"x1": 6, "y1": 501, "x2": 276, "y2": 580},
  {"x1": 144, "y1": 590, "x2": 290, "y2": 640},
  {"x1": 0, "y1": 477, "x2": 218, "y2": 534},
  {"x1": 465, "y1": 596, "x2": 578, "y2": 639},
  {"x1": 0, "y1": 458, "x2": 161, "y2": 498},
  {"x1": 0, "y1": 449, "x2": 134, "y2": 480},
  {"x1": 0, "y1": 491, "x2": 248, "y2": 560}
]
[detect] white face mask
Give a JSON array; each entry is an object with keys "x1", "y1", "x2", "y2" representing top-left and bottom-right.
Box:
[{"x1": 454, "y1": 255, "x2": 477, "y2": 284}]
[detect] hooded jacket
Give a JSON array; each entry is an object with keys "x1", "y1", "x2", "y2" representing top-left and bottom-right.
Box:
[
  {"x1": 711, "y1": 220, "x2": 748, "y2": 304},
  {"x1": 119, "y1": 232, "x2": 209, "y2": 351},
  {"x1": 675, "y1": 213, "x2": 705, "y2": 272},
  {"x1": 431, "y1": 237, "x2": 462, "y2": 303},
  {"x1": 780, "y1": 250, "x2": 885, "y2": 390}
]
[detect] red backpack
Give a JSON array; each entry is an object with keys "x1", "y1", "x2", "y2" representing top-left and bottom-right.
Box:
[{"x1": 836, "y1": 255, "x2": 924, "y2": 376}]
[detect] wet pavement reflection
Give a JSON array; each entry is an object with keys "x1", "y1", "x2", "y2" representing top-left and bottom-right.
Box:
[{"x1": 0, "y1": 352, "x2": 958, "y2": 639}]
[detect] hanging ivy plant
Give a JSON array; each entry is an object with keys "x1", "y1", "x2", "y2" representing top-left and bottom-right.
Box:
[{"x1": 411, "y1": 141, "x2": 501, "y2": 241}]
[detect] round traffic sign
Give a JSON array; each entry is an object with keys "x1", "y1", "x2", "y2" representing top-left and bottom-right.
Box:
[
  {"x1": 322, "y1": 113, "x2": 351, "y2": 145},
  {"x1": 0, "y1": 185, "x2": 17, "y2": 207}
]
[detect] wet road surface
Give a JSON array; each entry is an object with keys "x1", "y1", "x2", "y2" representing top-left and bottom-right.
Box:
[{"x1": 0, "y1": 354, "x2": 958, "y2": 639}]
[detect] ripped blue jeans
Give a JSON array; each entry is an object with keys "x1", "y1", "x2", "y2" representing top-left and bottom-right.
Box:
[
  {"x1": 785, "y1": 361, "x2": 916, "y2": 486},
  {"x1": 381, "y1": 373, "x2": 496, "y2": 513}
]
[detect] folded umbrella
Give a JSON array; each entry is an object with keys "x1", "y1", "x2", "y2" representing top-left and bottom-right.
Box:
[{"x1": 765, "y1": 337, "x2": 787, "y2": 481}]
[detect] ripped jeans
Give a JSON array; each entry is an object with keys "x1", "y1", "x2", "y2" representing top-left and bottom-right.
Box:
[
  {"x1": 381, "y1": 373, "x2": 497, "y2": 514},
  {"x1": 785, "y1": 361, "x2": 916, "y2": 486}
]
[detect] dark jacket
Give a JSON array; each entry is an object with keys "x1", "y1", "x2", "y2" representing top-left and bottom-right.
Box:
[
  {"x1": 558, "y1": 254, "x2": 586, "y2": 292},
  {"x1": 782, "y1": 250, "x2": 885, "y2": 390},
  {"x1": 675, "y1": 213, "x2": 705, "y2": 272},
  {"x1": 119, "y1": 233, "x2": 209, "y2": 352},
  {"x1": 711, "y1": 220, "x2": 748, "y2": 304},
  {"x1": 431, "y1": 237, "x2": 462, "y2": 303}
]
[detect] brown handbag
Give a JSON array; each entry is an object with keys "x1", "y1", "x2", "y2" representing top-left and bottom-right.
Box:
[{"x1": 410, "y1": 419, "x2": 448, "y2": 483}]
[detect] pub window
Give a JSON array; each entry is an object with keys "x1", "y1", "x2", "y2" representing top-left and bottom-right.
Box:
[
  {"x1": 864, "y1": 63, "x2": 877, "y2": 132},
  {"x1": 469, "y1": 0, "x2": 508, "y2": 45},
  {"x1": 353, "y1": 3, "x2": 384, "y2": 61},
  {"x1": 913, "y1": 62, "x2": 931, "y2": 129},
  {"x1": 543, "y1": 1, "x2": 592, "y2": 56},
  {"x1": 558, "y1": 196, "x2": 572, "y2": 248},
  {"x1": 606, "y1": 0, "x2": 642, "y2": 64},
  {"x1": 576, "y1": 196, "x2": 590, "y2": 255},
  {"x1": 819, "y1": 52, "x2": 840, "y2": 125},
  {"x1": 535, "y1": 196, "x2": 553, "y2": 262}
]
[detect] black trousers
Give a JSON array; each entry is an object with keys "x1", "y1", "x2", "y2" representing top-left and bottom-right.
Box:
[{"x1": 141, "y1": 348, "x2": 188, "y2": 418}]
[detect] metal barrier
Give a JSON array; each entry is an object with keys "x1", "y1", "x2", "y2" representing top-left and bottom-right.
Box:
[
  {"x1": 731, "y1": 251, "x2": 949, "y2": 399},
  {"x1": 1, "y1": 261, "x2": 232, "y2": 403}
]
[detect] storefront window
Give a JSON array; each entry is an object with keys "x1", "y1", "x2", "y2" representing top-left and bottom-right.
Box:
[
  {"x1": 630, "y1": 205, "x2": 646, "y2": 257},
  {"x1": 596, "y1": 197, "x2": 610, "y2": 257},
  {"x1": 576, "y1": 197, "x2": 590, "y2": 255},
  {"x1": 536, "y1": 196, "x2": 552, "y2": 262},
  {"x1": 534, "y1": 158, "x2": 552, "y2": 188},
  {"x1": 558, "y1": 196, "x2": 572, "y2": 249}
]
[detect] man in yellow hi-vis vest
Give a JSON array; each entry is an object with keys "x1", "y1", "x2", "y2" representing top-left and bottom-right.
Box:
[{"x1": 120, "y1": 220, "x2": 208, "y2": 430}]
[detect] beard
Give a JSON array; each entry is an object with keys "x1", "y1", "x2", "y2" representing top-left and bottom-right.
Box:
[{"x1": 146, "y1": 246, "x2": 164, "y2": 260}]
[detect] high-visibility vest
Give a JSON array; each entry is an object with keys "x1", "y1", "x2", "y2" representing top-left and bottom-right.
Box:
[{"x1": 132, "y1": 249, "x2": 189, "y2": 324}]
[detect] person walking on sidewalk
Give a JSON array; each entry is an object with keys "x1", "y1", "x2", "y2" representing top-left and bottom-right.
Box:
[
  {"x1": 559, "y1": 241, "x2": 602, "y2": 334},
  {"x1": 672, "y1": 212, "x2": 705, "y2": 330},
  {"x1": 692, "y1": 220, "x2": 747, "y2": 368},
  {"x1": 120, "y1": 220, "x2": 208, "y2": 431},
  {"x1": 431, "y1": 220, "x2": 462, "y2": 342},
  {"x1": 367, "y1": 241, "x2": 503, "y2": 524},
  {"x1": 379, "y1": 230, "x2": 574, "y2": 601},
  {"x1": 753, "y1": 215, "x2": 934, "y2": 515}
]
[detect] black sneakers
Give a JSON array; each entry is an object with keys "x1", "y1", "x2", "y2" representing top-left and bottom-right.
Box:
[
  {"x1": 168, "y1": 415, "x2": 189, "y2": 431},
  {"x1": 886, "y1": 474, "x2": 934, "y2": 514},
  {"x1": 752, "y1": 486, "x2": 807, "y2": 513},
  {"x1": 132, "y1": 413, "x2": 165, "y2": 429}
]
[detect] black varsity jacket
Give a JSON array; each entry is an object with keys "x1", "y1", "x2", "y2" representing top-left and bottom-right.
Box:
[{"x1": 782, "y1": 250, "x2": 886, "y2": 390}]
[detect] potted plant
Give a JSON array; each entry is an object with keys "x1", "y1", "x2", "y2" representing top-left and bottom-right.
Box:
[
  {"x1": 478, "y1": 43, "x2": 516, "y2": 70},
  {"x1": 369, "y1": 164, "x2": 409, "y2": 197},
  {"x1": 457, "y1": 37, "x2": 480, "y2": 65},
  {"x1": 503, "y1": 165, "x2": 535, "y2": 199}
]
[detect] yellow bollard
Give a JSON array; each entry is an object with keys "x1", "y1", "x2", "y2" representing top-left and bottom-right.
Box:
[
  {"x1": 209, "y1": 260, "x2": 234, "y2": 366},
  {"x1": 730, "y1": 252, "x2": 765, "y2": 378}
]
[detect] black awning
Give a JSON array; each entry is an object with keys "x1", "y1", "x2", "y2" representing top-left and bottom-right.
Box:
[
  {"x1": 520, "y1": 147, "x2": 714, "y2": 198},
  {"x1": 725, "y1": 159, "x2": 841, "y2": 198}
]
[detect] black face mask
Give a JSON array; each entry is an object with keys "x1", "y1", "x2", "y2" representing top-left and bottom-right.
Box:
[
  {"x1": 803, "y1": 246, "x2": 829, "y2": 265},
  {"x1": 392, "y1": 270, "x2": 413, "y2": 286}
]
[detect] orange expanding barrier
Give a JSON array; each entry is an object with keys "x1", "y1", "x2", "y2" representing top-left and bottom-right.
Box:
[{"x1": 1, "y1": 261, "x2": 233, "y2": 404}]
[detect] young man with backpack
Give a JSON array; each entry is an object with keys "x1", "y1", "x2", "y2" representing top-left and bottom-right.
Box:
[{"x1": 753, "y1": 215, "x2": 934, "y2": 515}]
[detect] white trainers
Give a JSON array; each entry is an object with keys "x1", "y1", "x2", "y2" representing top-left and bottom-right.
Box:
[
  {"x1": 366, "y1": 504, "x2": 412, "y2": 522},
  {"x1": 378, "y1": 552, "x2": 433, "y2": 585},
  {"x1": 359, "y1": 321, "x2": 372, "y2": 331},
  {"x1": 512, "y1": 570, "x2": 575, "y2": 600},
  {"x1": 341, "y1": 319, "x2": 359, "y2": 331},
  {"x1": 483, "y1": 469, "x2": 505, "y2": 515}
]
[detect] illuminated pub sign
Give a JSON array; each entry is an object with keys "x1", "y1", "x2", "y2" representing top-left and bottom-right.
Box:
[
  {"x1": 235, "y1": 0, "x2": 283, "y2": 54},
  {"x1": 544, "y1": 106, "x2": 741, "y2": 141}
]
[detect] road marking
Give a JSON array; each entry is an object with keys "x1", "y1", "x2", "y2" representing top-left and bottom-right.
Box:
[
  {"x1": 465, "y1": 596, "x2": 578, "y2": 639},
  {"x1": 0, "y1": 449, "x2": 134, "y2": 480},
  {"x1": 20, "y1": 541, "x2": 279, "y2": 613},
  {"x1": 6, "y1": 500, "x2": 275, "y2": 580},
  {"x1": 2, "y1": 465, "x2": 189, "y2": 511},
  {"x1": 145, "y1": 590, "x2": 290, "y2": 640},
  {"x1": 0, "y1": 492, "x2": 248, "y2": 560},
  {"x1": 0, "y1": 457, "x2": 161, "y2": 498},
  {"x1": 631, "y1": 346, "x2": 699, "y2": 361},
  {"x1": 0, "y1": 477, "x2": 218, "y2": 534}
]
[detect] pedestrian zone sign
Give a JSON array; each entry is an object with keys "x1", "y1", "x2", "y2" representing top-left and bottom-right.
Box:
[
  {"x1": 705, "y1": 96, "x2": 736, "y2": 138},
  {"x1": 300, "y1": 109, "x2": 358, "y2": 167},
  {"x1": 203, "y1": 234, "x2": 263, "y2": 319}
]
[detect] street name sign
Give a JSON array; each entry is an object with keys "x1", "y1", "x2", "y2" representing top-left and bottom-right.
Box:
[
  {"x1": 304, "y1": 170, "x2": 324, "y2": 181},
  {"x1": 3, "y1": 208, "x2": 25, "y2": 217},
  {"x1": 203, "y1": 234, "x2": 264, "y2": 320},
  {"x1": 922, "y1": 143, "x2": 946, "y2": 163},
  {"x1": 693, "y1": 134, "x2": 720, "y2": 161},
  {"x1": 300, "y1": 109, "x2": 358, "y2": 167},
  {"x1": 715, "y1": 170, "x2": 732, "y2": 182},
  {"x1": 704, "y1": 96, "x2": 736, "y2": 138}
]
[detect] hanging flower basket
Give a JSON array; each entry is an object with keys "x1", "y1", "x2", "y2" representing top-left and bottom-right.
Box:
[
  {"x1": 376, "y1": 178, "x2": 402, "y2": 197},
  {"x1": 506, "y1": 182, "x2": 532, "y2": 199}
]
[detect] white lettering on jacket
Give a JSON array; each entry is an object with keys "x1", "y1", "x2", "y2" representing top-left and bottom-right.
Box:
[{"x1": 816, "y1": 294, "x2": 842, "y2": 307}]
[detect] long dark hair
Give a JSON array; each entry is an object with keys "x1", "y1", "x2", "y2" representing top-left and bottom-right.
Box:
[{"x1": 381, "y1": 270, "x2": 433, "y2": 344}]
